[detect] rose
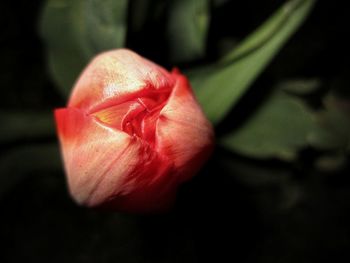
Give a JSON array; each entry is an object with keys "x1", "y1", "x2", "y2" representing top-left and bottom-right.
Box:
[{"x1": 55, "y1": 49, "x2": 214, "y2": 213}]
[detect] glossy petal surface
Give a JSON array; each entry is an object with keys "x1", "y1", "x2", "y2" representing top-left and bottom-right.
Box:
[{"x1": 69, "y1": 49, "x2": 174, "y2": 113}]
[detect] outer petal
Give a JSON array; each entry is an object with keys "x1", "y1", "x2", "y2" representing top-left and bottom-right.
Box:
[
  {"x1": 156, "y1": 70, "x2": 214, "y2": 182},
  {"x1": 55, "y1": 107, "x2": 138, "y2": 205},
  {"x1": 68, "y1": 49, "x2": 175, "y2": 113},
  {"x1": 55, "y1": 108, "x2": 175, "y2": 212}
]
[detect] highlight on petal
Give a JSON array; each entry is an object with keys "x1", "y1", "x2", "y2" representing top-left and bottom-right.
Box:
[{"x1": 68, "y1": 49, "x2": 175, "y2": 112}]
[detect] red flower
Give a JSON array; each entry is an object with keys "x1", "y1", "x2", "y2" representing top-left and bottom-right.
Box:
[{"x1": 55, "y1": 49, "x2": 214, "y2": 213}]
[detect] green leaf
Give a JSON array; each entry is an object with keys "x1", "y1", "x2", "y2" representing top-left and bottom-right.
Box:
[
  {"x1": 129, "y1": 0, "x2": 154, "y2": 33},
  {"x1": 0, "y1": 111, "x2": 55, "y2": 144},
  {"x1": 40, "y1": 0, "x2": 128, "y2": 96},
  {"x1": 219, "y1": 155, "x2": 291, "y2": 187},
  {"x1": 221, "y1": 89, "x2": 350, "y2": 161},
  {"x1": 212, "y1": 0, "x2": 230, "y2": 8},
  {"x1": 315, "y1": 154, "x2": 347, "y2": 172},
  {"x1": 188, "y1": 0, "x2": 316, "y2": 124},
  {"x1": 308, "y1": 96, "x2": 350, "y2": 151},
  {"x1": 0, "y1": 143, "x2": 61, "y2": 197},
  {"x1": 220, "y1": 90, "x2": 316, "y2": 161},
  {"x1": 167, "y1": 0, "x2": 210, "y2": 63},
  {"x1": 278, "y1": 78, "x2": 321, "y2": 95}
]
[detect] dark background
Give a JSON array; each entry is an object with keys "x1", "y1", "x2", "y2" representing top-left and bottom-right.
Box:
[{"x1": 1, "y1": 0, "x2": 350, "y2": 262}]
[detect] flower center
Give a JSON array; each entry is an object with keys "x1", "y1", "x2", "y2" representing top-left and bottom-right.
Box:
[{"x1": 92, "y1": 90, "x2": 170, "y2": 146}]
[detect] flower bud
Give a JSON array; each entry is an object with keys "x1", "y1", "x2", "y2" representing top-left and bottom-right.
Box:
[{"x1": 55, "y1": 49, "x2": 214, "y2": 213}]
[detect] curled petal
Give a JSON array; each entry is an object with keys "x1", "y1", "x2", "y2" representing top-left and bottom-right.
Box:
[{"x1": 156, "y1": 70, "x2": 214, "y2": 182}]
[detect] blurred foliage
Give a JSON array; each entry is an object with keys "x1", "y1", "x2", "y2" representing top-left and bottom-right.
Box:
[
  {"x1": 167, "y1": 0, "x2": 210, "y2": 63},
  {"x1": 0, "y1": 143, "x2": 61, "y2": 197},
  {"x1": 278, "y1": 78, "x2": 320, "y2": 94},
  {"x1": 221, "y1": 81, "x2": 350, "y2": 161},
  {"x1": 188, "y1": 0, "x2": 316, "y2": 124},
  {"x1": 0, "y1": 111, "x2": 54, "y2": 144},
  {"x1": 40, "y1": 0, "x2": 128, "y2": 96},
  {"x1": 220, "y1": 86, "x2": 316, "y2": 161},
  {"x1": 2, "y1": 0, "x2": 350, "y2": 262},
  {"x1": 309, "y1": 95, "x2": 350, "y2": 150}
]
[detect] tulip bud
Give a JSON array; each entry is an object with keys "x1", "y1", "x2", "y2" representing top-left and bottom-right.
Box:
[{"x1": 55, "y1": 49, "x2": 214, "y2": 213}]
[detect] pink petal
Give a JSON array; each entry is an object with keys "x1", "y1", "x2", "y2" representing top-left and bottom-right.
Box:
[
  {"x1": 156, "y1": 70, "x2": 214, "y2": 182},
  {"x1": 55, "y1": 107, "x2": 138, "y2": 205},
  {"x1": 55, "y1": 107, "x2": 175, "y2": 212},
  {"x1": 68, "y1": 49, "x2": 175, "y2": 113}
]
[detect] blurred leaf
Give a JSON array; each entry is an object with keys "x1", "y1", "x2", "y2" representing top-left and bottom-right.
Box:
[
  {"x1": 212, "y1": 0, "x2": 230, "y2": 8},
  {"x1": 221, "y1": 90, "x2": 316, "y2": 161},
  {"x1": 0, "y1": 143, "x2": 61, "y2": 197},
  {"x1": 221, "y1": 88, "x2": 350, "y2": 161},
  {"x1": 129, "y1": 0, "x2": 153, "y2": 33},
  {"x1": 278, "y1": 78, "x2": 321, "y2": 95},
  {"x1": 188, "y1": 0, "x2": 316, "y2": 124},
  {"x1": 315, "y1": 154, "x2": 347, "y2": 172},
  {"x1": 167, "y1": 0, "x2": 210, "y2": 63},
  {"x1": 329, "y1": 69, "x2": 350, "y2": 99},
  {"x1": 0, "y1": 111, "x2": 54, "y2": 144},
  {"x1": 308, "y1": 96, "x2": 350, "y2": 150},
  {"x1": 219, "y1": 154, "x2": 304, "y2": 215},
  {"x1": 219, "y1": 155, "x2": 291, "y2": 187},
  {"x1": 40, "y1": 0, "x2": 128, "y2": 96}
]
